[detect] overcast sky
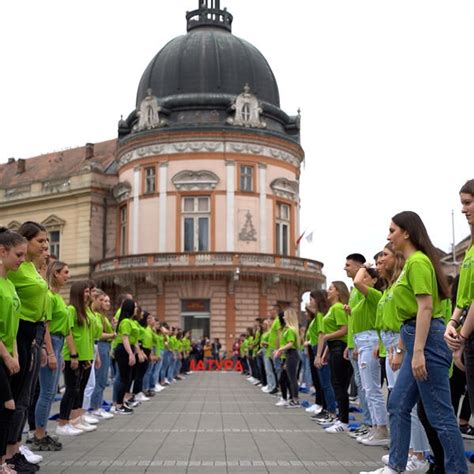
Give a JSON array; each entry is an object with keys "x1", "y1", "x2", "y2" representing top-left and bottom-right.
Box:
[{"x1": 1, "y1": 0, "x2": 472, "y2": 285}]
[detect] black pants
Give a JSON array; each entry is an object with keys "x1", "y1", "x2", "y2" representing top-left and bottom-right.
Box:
[
  {"x1": 0, "y1": 361, "x2": 14, "y2": 457},
  {"x1": 115, "y1": 344, "x2": 133, "y2": 405},
  {"x1": 279, "y1": 350, "x2": 299, "y2": 400},
  {"x1": 450, "y1": 364, "x2": 471, "y2": 422},
  {"x1": 465, "y1": 334, "x2": 474, "y2": 415},
  {"x1": 8, "y1": 320, "x2": 44, "y2": 444},
  {"x1": 308, "y1": 345, "x2": 324, "y2": 407},
  {"x1": 132, "y1": 349, "x2": 150, "y2": 395},
  {"x1": 257, "y1": 353, "x2": 267, "y2": 386},
  {"x1": 328, "y1": 340, "x2": 352, "y2": 424},
  {"x1": 59, "y1": 361, "x2": 90, "y2": 420}
]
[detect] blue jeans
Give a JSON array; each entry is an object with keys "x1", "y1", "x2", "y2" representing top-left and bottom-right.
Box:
[
  {"x1": 298, "y1": 349, "x2": 312, "y2": 387},
  {"x1": 354, "y1": 330, "x2": 387, "y2": 426},
  {"x1": 314, "y1": 345, "x2": 337, "y2": 413},
  {"x1": 160, "y1": 350, "x2": 171, "y2": 382},
  {"x1": 167, "y1": 353, "x2": 177, "y2": 380},
  {"x1": 90, "y1": 341, "x2": 111, "y2": 410},
  {"x1": 263, "y1": 355, "x2": 276, "y2": 390},
  {"x1": 272, "y1": 352, "x2": 282, "y2": 381},
  {"x1": 35, "y1": 334, "x2": 64, "y2": 429},
  {"x1": 348, "y1": 348, "x2": 372, "y2": 426},
  {"x1": 380, "y1": 331, "x2": 400, "y2": 390},
  {"x1": 388, "y1": 318, "x2": 467, "y2": 473},
  {"x1": 143, "y1": 357, "x2": 163, "y2": 390}
]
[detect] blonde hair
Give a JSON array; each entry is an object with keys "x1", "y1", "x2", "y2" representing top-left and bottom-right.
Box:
[
  {"x1": 284, "y1": 308, "x2": 300, "y2": 346},
  {"x1": 46, "y1": 260, "x2": 68, "y2": 290}
]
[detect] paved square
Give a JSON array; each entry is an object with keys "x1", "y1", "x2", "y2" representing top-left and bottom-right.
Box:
[{"x1": 39, "y1": 372, "x2": 474, "y2": 473}]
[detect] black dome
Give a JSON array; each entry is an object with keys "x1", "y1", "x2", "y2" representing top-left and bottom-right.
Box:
[{"x1": 136, "y1": 27, "x2": 280, "y2": 108}]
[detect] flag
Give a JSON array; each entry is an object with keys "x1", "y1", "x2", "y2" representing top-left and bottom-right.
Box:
[
  {"x1": 305, "y1": 231, "x2": 314, "y2": 243},
  {"x1": 295, "y1": 230, "x2": 306, "y2": 249}
]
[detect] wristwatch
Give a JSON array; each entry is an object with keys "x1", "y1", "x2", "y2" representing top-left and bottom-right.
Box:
[
  {"x1": 395, "y1": 347, "x2": 404, "y2": 354},
  {"x1": 70, "y1": 354, "x2": 79, "y2": 359}
]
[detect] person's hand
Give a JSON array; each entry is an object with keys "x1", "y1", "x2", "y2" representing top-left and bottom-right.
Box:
[
  {"x1": 412, "y1": 350, "x2": 427, "y2": 381},
  {"x1": 343, "y1": 304, "x2": 352, "y2": 315},
  {"x1": 303, "y1": 341, "x2": 310, "y2": 347},
  {"x1": 128, "y1": 353, "x2": 136, "y2": 366},
  {"x1": 47, "y1": 353, "x2": 58, "y2": 370},
  {"x1": 138, "y1": 352, "x2": 146, "y2": 363},
  {"x1": 4, "y1": 354, "x2": 20, "y2": 375},
  {"x1": 95, "y1": 357, "x2": 101, "y2": 370},
  {"x1": 444, "y1": 324, "x2": 462, "y2": 351},
  {"x1": 389, "y1": 348, "x2": 403, "y2": 372},
  {"x1": 343, "y1": 347, "x2": 349, "y2": 360},
  {"x1": 453, "y1": 348, "x2": 465, "y2": 371},
  {"x1": 352, "y1": 348, "x2": 358, "y2": 361},
  {"x1": 40, "y1": 348, "x2": 48, "y2": 367},
  {"x1": 70, "y1": 358, "x2": 79, "y2": 370},
  {"x1": 273, "y1": 349, "x2": 281, "y2": 359},
  {"x1": 372, "y1": 345, "x2": 380, "y2": 359},
  {"x1": 315, "y1": 356, "x2": 324, "y2": 369}
]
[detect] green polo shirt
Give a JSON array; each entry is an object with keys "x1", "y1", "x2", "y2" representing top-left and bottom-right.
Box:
[
  {"x1": 457, "y1": 245, "x2": 473, "y2": 309},
  {"x1": 307, "y1": 312, "x2": 324, "y2": 346},
  {"x1": 280, "y1": 327, "x2": 298, "y2": 359},
  {"x1": 0, "y1": 277, "x2": 21, "y2": 356},
  {"x1": 352, "y1": 287, "x2": 382, "y2": 335},
  {"x1": 48, "y1": 290, "x2": 70, "y2": 337},
  {"x1": 267, "y1": 317, "x2": 281, "y2": 352},
  {"x1": 63, "y1": 306, "x2": 94, "y2": 361},
  {"x1": 322, "y1": 302, "x2": 348, "y2": 344}
]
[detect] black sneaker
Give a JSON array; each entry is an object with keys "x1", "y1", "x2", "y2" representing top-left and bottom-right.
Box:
[
  {"x1": 285, "y1": 400, "x2": 301, "y2": 409},
  {"x1": 268, "y1": 388, "x2": 279, "y2": 395},
  {"x1": 116, "y1": 406, "x2": 134, "y2": 415},
  {"x1": 311, "y1": 409, "x2": 328, "y2": 420},
  {"x1": 31, "y1": 434, "x2": 62, "y2": 451},
  {"x1": 460, "y1": 424, "x2": 474, "y2": 440},
  {"x1": 6, "y1": 452, "x2": 40, "y2": 472}
]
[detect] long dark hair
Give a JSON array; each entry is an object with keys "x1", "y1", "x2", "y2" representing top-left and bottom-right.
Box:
[
  {"x1": 310, "y1": 289, "x2": 329, "y2": 314},
  {"x1": 117, "y1": 299, "x2": 136, "y2": 331},
  {"x1": 392, "y1": 211, "x2": 449, "y2": 299},
  {"x1": 0, "y1": 227, "x2": 26, "y2": 249},
  {"x1": 18, "y1": 221, "x2": 46, "y2": 241},
  {"x1": 366, "y1": 267, "x2": 386, "y2": 292},
  {"x1": 69, "y1": 281, "x2": 89, "y2": 327}
]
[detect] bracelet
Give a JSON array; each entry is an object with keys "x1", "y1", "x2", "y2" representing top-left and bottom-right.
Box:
[
  {"x1": 70, "y1": 354, "x2": 78, "y2": 359},
  {"x1": 47, "y1": 353, "x2": 55, "y2": 357},
  {"x1": 448, "y1": 318, "x2": 460, "y2": 328}
]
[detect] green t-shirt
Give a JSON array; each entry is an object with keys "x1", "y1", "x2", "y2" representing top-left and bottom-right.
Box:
[
  {"x1": 7, "y1": 261, "x2": 48, "y2": 323},
  {"x1": 63, "y1": 306, "x2": 94, "y2": 361},
  {"x1": 98, "y1": 312, "x2": 113, "y2": 339},
  {"x1": 155, "y1": 333, "x2": 164, "y2": 352},
  {"x1": 0, "y1": 277, "x2": 21, "y2": 356},
  {"x1": 240, "y1": 339, "x2": 248, "y2": 356},
  {"x1": 86, "y1": 308, "x2": 103, "y2": 342},
  {"x1": 322, "y1": 302, "x2": 348, "y2": 343},
  {"x1": 182, "y1": 337, "x2": 191, "y2": 352},
  {"x1": 347, "y1": 287, "x2": 364, "y2": 349},
  {"x1": 351, "y1": 287, "x2": 382, "y2": 335},
  {"x1": 457, "y1": 245, "x2": 473, "y2": 309},
  {"x1": 115, "y1": 318, "x2": 141, "y2": 346},
  {"x1": 267, "y1": 317, "x2": 281, "y2": 352},
  {"x1": 392, "y1": 251, "x2": 442, "y2": 323},
  {"x1": 260, "y1": 330, "x2": 270, "y2": 357},
  {"x1": 142, "y1": 326, "x2": 156, "y2": 350},
  {"x1": 375, "y1": 287, "x2": 401, "y2": 333},
  {"x1": 280, "y1": 327, "x2": 298, "y2": 359},
  {"x1": 307, "y1": 312, "x2": 324, "y2": 346},
  {"x1": 48, "y1": 290, "x2": 70, "y2": 337}
]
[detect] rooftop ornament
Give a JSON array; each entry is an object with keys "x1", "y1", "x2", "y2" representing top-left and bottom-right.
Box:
[{"x1": 186, "y1": 0, "x2": 233, "y2": 32}]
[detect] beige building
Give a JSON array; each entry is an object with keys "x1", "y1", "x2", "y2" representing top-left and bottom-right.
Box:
[{"x1": 0, "y1": 1, "x2": 325, "y2": 349}]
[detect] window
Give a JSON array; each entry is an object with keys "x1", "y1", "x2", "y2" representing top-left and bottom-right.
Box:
[
  {"x1": 276, "y1": 203, "x2": 290, "y2": 256},
  {"x1": 144, "y1": 167, "x2": 156, "y2": 194},
  {"x1": 240, "y1": 165, "x2": 254, "y2": 192},
  {"x1": 49, "y1": 230, "x2": 60, "y2": 258},
  {"x1": 182, "y1": 197, "x2": 210, "y2": 252},
  {"x1": 120, "y1": 206, "x2": 127, "y2": 255}
]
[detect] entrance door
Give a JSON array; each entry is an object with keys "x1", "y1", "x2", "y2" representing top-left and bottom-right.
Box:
[{"x1": 181, "y1": 299, "x2": 210, "y2": 341}]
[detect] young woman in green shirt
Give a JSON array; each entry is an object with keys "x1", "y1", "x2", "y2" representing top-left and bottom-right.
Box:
[
  {"x1": 274, "y1": 308, "x2": 300, "y2": 408},
  {"x1": 315, "y1": 281, "x2": 352, "y2": 433},
  {"x1": 363, "y1": 211, "x2": 467, "y2": 474},
  {"x1": 5, "y1": 222, "x2": 49, "y2": 471},
  {"x1": 33, "y1": 260, "x2": 70, "y2": 450},
  {"x1": 0, "y1": 228, "x2": 27, "y2": 473}
]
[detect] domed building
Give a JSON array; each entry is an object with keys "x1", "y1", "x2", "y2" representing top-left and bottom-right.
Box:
[{"x1": 0, "y1": 1, "x2": 325, "y2": 348}]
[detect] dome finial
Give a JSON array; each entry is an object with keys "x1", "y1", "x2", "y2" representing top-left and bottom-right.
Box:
[{"x1": 186, "y1": 0, "x2": 233, "y2": 32}]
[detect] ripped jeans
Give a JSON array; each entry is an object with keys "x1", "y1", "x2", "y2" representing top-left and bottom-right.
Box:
[{"x1": 354, "y1": 330, "x2": 387, "y2": 426}]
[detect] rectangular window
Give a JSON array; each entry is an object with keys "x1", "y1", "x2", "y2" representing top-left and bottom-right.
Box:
[
  {"x1": 276, "y1": 203, "x2": 290, "y2": 256},
  {"x1": 120, "y1": 206, "x2": 127, "y2": 255},
  {"x1": 182, "y1": 197, "x2": 210, "y2": 252},
  {"x1": 144, "y1": 167, "x2": 156, "y2": 194},
  {"x1": 240, "y1": 165, "x2": 254, "y2": 192},
  {"x1": 49, "y1": 230, "x2": 60, "y2": 258}
]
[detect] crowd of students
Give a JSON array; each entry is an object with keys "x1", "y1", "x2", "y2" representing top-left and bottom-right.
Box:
[
  {"x1": 237, "y1": 179, "x2": 474, "y2": 474},
  {"x1": 0, "y1": 223, "x2": 193, "y2": 473}
]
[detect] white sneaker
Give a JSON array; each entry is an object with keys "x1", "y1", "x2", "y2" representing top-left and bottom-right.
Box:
[
  {"x1": 361, "y1": 433, "x2": 390, "y2": 447},
  {"x1": 261, "y1": 385, "x2": 268, "y2": 391},
  {"x1": 325, "y1": 421, "x2": 349, "y2": 433},
  {"x1": 360, "y1": 467, "x2": 399, "y2": 474},
  {"x1": 55, "y1": 424, "x2": 83, "y2": 436},
  {"x1": 19, "y1": 445, "x2": 43, "y2": 464},
  {"x1": 135, "y1": 392, "x2": 150, "y2": 402},
  {"x1": 305, "y1": 403, "x2": 323, "y2": 414},
  {"x1": 109, "y1": 406, "x2": 117, "y2": 414},
  {"x1": 74, "y1": 422, "x2": 97, "y2": 432},
  {"x1": 357, "y1": 429, "x2": 374, "y2": 443},
  {"x1": 261, "y1": 386, "x2": 272, "y2": 393},
  {"x1": 92, "y1": 408, "x2": 114, "y2": 420},
  {"x1": 275, "y1": 398, "x2": 288, "y2": 407},
  {"x1": 154, "y1": 384, "x2": 165, "y2": 392},
  {"x1": 406, "y1": 455, "x2": 429, "y2": 473},
  {"x1": 381, "y1": 455, "x2": 389, "y2": 465},
  {"x1": 163, "y1": 378, "x2": 170, "y2": 385},
  {"x1": 83, "y1": 414, "x2": 100, "y2": 424}
]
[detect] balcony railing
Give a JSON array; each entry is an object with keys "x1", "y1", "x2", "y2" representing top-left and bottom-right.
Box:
[{"x1": 93, "y1": 252, "x2": 324, "y2": 279}]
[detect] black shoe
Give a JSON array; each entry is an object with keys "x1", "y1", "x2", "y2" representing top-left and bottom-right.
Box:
[
  {"x1": 311, "y1": 409, "x2": 328, "y2": 420},
  {"x1": 268, "y1": 388, "x2": 279, "y2": 395},
  {"x1": 460, "y1": 424, "x2": 474, "y2": 439},
  {"x1": 31, "y1": 434, "x2": 62, "y2": 452},
  {"x1": 117, "y1": 405, "x2": 134, "y2": 415},
  {"x1": 6, "y1": 452, "x2": 40, "y2": 472}
]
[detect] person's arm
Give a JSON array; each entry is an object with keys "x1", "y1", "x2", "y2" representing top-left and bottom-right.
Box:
[
  {"x1": 122, "y1": 335, "x2": 136, "y2": 366},
  {"x1": 323, "y1": 325, "x2": 348, "y2": 342},
  {"x1": 0, "y1": 340, "x2": 19, "y2": 375},
  {"x1": 354, "y1": 267, "x2": 370, "y2": 296},
  {"x1": 445, "y1": 306, "x2": 463, "y2": 350},
  {"x1": 411, "y1": 294, "x2": 432, "y2": 381},
  {"x1": 43, "y1": 323, "x2": 57, "y2": 370},
  {"x1": 274, "y1": 340, "x2": 294, "y2": 358},
  {"x1": 65, "y1": 331, "x2": 79, "y2": 369}
]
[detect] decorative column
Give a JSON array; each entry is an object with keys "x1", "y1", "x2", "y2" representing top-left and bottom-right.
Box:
[
  {"x1": 159, "y1": 162, "x2": 168, "y2": 252},
  {"x1": 226, "y1": 160, "x2": 235, "y2": 251},
  {"x1": 132, "y1": 166, "x2": 141, "y2": 254},
  {"x1": 226, "y1": 278, "x2": 236, "y2": 351},
  {"x1": 258, "y1": 164, "x2": 267, "y2": 253}
]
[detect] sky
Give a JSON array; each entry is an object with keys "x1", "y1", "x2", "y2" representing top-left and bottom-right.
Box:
[{"x1": 1, "y1": 0, "x2": 473, "y2": 285}]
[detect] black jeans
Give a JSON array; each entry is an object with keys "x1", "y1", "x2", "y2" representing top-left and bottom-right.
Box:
[
  {"x1": 132, "y1": 349, "x2": 150, "y2": 395},
  {"x1": 308, "y1": 345, "x2": 324, "y2": 407},
  {"x1": 59, "y1": 361, "x2": 89, "y2": 420},
  {"x1": 450, "y1": 364, "x2": 471, "y2": 422},
  {"x1": 279, "y1": 350, "x2": 299, "y2": 400},
  {"x1": 8, "y1": 320, "x2": 44, "y2": 444},
  {"x1": 328, "y1": 340, "x2": 352, "y2": 423},
  {"x1": 114, "y1": 344, "x2": 133, "y2": 405},
  {"x1": 465, "y1": 334, "x2": 474, "y2": 414}
]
